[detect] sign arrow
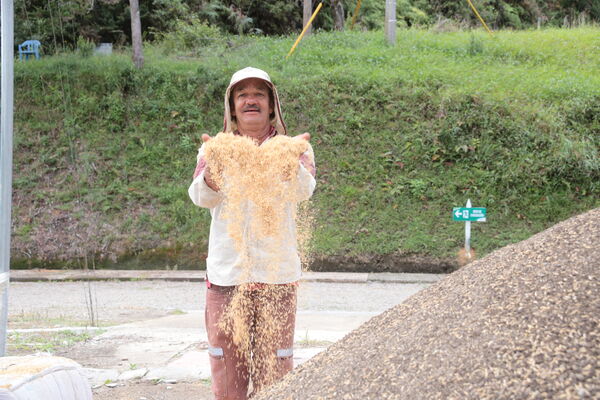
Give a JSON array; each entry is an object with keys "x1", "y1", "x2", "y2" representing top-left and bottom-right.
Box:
[{"x1": 453, "y1": 207, "x2": 487, "y2": 222}]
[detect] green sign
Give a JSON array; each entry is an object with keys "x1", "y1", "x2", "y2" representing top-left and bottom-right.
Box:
[{"x1": 453, "y1": 207, "x2": 487, "y2": 222}]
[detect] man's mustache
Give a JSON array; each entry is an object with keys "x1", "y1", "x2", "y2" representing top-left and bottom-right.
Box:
[{"x1": 242, "y1": 106, "x2": 261, "y2": 112}]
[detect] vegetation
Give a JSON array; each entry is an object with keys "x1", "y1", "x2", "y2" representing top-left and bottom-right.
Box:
[
  {"x1": 14, "y1": 0, "x2": 600, "y2": 52},
  {"x1": 11, "y1": 27, "x2": 600, "y2": 270},
  {"x1": 7, "y1": 330, "x2": 97, "y2": 355},
  {"x1": 10, "y1": 310, "x2": 91, "y2": 329}
]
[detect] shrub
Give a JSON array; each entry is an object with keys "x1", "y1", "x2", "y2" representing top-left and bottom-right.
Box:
[
  {"x1": 158, "y1": 17, "x2": 227, "y2": 54},
  {"x1": 467, "y1": 34, "x2": 484, "y2": 55},
  {"x1": 76, "y1": 36, "x2": 95, "y2": 58}
]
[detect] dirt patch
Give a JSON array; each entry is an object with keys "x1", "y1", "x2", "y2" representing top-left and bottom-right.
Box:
[
  {"x1": 92, "y1": 381, "x2": 212, "y2": 400},
  {"x1": 10, "y1": 252, "x2": 455, "y2": 274},
  {"x1": 10, "y1": 192, "x2": 190, "y2": 270},
  {"x1": 55, "y1": 335, "x2": 137, "y2": 369},
  {"x1": 6, "y1": 330, "x2": 97, "y2": 357},
  {"x1": 311, "y1": 252, "x2": 456, "y2": 274}
]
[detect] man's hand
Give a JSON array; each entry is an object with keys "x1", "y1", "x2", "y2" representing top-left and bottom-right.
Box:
[
  {"x1": 294, "y1": 132, "x2": 310, "y2": 142},
  {"x1": 294, "y1": 132, "x2": 316, "y2": 177},
  {"x1": 200, "y1": 134, "x2": 220, "y2": 192}
]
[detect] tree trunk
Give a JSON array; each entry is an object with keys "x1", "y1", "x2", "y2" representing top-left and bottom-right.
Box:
[
  {"x1": 332, "y1": 0, "x2": 344, "y2": 31},
  {"x1": 129, "y1": 0, "x2": 144, "y2": 69},
  {"x1": 522, "y1": 0, "x2": 545, "y2": 24},
  {"x1": 303, "y1": 0, "x2": 312, "y2": 36}
]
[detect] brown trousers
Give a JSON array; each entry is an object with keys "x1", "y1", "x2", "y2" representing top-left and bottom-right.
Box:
[{"x1": 205, "y1": 283, "x2": 297, "y2": 400}]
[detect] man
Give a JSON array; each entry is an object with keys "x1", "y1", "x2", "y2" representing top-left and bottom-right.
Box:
[{"x1": 188, "y1": 67, "x2": 316, "y2": 400}]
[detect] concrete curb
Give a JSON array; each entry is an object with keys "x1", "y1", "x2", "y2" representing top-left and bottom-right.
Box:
[{"x1": 9, "y1": 270, "x2": 446, "y2": 284}]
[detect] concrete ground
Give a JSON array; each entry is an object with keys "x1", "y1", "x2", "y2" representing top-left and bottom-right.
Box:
[{"x1": 6, "y1": 271, "x2": 443, "y2": 399}]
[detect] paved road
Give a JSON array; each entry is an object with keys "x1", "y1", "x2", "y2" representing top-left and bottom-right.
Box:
[{"x1": 8, "y1": 280, "x2": 432, "y2": 328}]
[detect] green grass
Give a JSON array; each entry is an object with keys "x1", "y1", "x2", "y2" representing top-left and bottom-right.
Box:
[
  {"x1": 7, "y1": 330, "x2": 100, "y2": 355},
  {"x1": 296, "y1": 330, "x2": 334, "y2": 347},
  {"x1": 9, "y1": 311, "x2": 91, "y2": 329},
  {"x1": 11, "y1": 27, "x2": 600, "y2": 269},
  {"x1": 147, "y1": 27, "x2": 600, "y2": 102}
]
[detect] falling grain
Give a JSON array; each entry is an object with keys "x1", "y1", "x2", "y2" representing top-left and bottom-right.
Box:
[{"x1": 203, "y1": 132, "x2": 314, "y2": 390}]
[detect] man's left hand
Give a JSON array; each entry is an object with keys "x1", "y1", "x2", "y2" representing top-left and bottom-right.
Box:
[{"x1": 294, "y1": 132, "x2": 310, "y2": 142}]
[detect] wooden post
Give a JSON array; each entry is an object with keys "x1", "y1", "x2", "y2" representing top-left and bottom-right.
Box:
[
  {"x1": 350, "y1": 0, "x2": 363, "y2": 30},
  {"x1": 303, "y1": 0, "x2": 312, "y2": 36},
  {"x1": 385, "y1": 0, "x2": 396, "y2": 45},
  {"x1": 129, "y1": 0, "x2": 144, "y2": 69}
]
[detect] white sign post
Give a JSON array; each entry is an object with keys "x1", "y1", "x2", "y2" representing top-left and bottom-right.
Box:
[
  {"x1": 452, "y1": 199, "x2": 487, "y2": 259},
  {"x1": 465, "y1": 199, "x2": 472, "y2": 258}
]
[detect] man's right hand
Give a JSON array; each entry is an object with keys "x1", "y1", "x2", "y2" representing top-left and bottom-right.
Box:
[{"x1": 199, "y1": 134, "x2": 220, "y2": 192}]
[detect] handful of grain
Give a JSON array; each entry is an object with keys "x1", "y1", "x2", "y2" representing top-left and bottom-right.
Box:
[{"x1": 203, "y1": 132, "x2": 309, "y2": 255}]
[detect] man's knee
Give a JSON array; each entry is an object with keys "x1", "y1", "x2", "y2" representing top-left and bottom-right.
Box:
[
  {"x1": 209, "y1": 345, "x2": 249, "y2": 400},
  {"x1": 276, "y1": 347, "x2": 294, "y2": 375}
]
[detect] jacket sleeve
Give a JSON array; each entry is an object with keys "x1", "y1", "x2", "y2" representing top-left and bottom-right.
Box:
[
  {"x1": 188, "y1": 143, "x2": 224, "y2": 209},
  {"x1": 297, "y1": 142, "x2": 317, "y2": 201}
]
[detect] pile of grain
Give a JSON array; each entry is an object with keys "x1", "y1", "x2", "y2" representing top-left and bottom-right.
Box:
[{"x1": 255, "y1": 208, "x2": 600, "y2": 399}]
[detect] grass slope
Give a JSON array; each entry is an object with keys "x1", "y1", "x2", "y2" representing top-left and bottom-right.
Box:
[{"x1": 11, "y1": 28, "x2": 600, "y2": 270}]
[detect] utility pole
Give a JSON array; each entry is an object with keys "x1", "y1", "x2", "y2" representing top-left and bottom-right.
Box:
[
  {"x1": 303, "y1": 0, "x2": 312, "y2": 36},
  {"x1": 129, "y1": 0, "x2": 144, "y2": 69},
  {"x1": 385, "y1": 0, "x2": 396, "y2": 45},
  {"x1": 0, "y1": 0, "x2": 15, "y2": 357}
]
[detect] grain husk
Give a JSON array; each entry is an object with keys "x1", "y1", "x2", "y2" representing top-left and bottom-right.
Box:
[{"x1": 255, "y1": 208, "x2": 600, "y2": 400}]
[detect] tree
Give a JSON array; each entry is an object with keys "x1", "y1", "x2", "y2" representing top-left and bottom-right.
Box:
[
  {"x1": 304, "y1": 0, "x2": 313, "y2": 35},
  {"x1": 129, "y1": 0, "x2": 144, "y2": 69},
  {"x1": 332, "y1": 0, "x2": 345, "y2": 30}
]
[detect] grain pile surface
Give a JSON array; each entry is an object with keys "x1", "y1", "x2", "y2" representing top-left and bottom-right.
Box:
[{"x1": 255, "y1": 208, "x2": 600, "y2": 400}]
